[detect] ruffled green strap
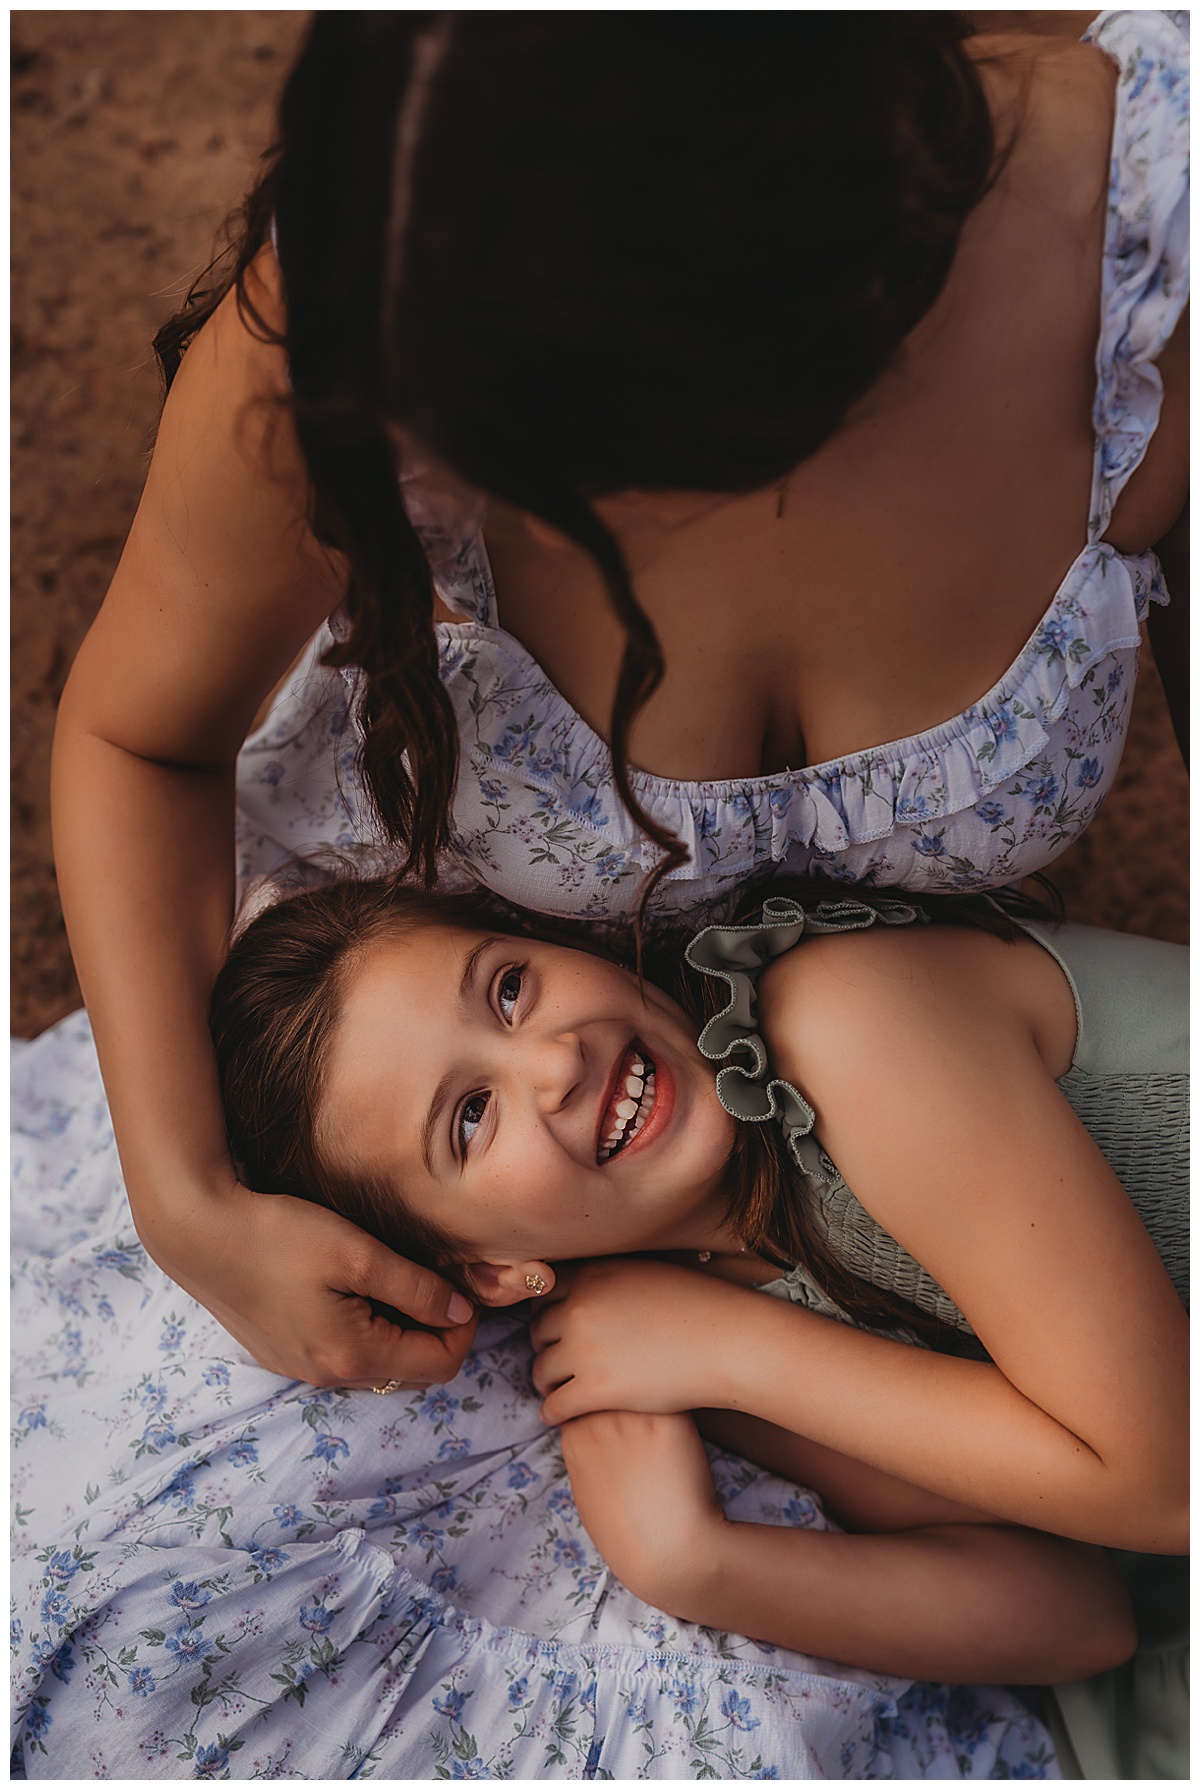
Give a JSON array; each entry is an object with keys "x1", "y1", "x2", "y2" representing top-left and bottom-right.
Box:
[{"x1": 685, "y1": 895, "x2": 924, "y2": 1136}]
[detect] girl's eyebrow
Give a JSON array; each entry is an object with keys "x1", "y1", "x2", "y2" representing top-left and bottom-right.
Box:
[
  {"x1": 457, "y1": 936, "x2": 504, "y2": 1010},
  {"x1": 420, "y1": 936, "x2": 507, "y2": 1174}
]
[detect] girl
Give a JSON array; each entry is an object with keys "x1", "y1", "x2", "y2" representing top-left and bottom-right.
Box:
[
  {"x1": 52, "y1": 12, "x2": 1188, "y2": 1391},
  {"x1": 209, "y1": 872, "x2": 1186, "y2": 1691}
]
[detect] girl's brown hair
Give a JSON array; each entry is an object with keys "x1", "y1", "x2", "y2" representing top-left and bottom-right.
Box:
[
  {"x1": 160, "y1": 14, "x2": 1001, "y2": 918},
  {"x1": 211, "y1": 871, "x2": 1048, "y2": 1338}
]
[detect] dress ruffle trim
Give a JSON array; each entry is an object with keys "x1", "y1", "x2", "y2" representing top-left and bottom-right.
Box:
[
  {"x1": 1085, "y1": 9, "x2": 1190, "y2": 534},
  {"x1": 441, "y1": 538, "x2": 1159, "y2": 880}
]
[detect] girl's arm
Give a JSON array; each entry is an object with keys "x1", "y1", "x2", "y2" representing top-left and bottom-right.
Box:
[
  {"x1": 532, "y1": 928, "x2": 1188, "y2": 1551},
  {"x1": 51, "y1": 252, "x2": 475, "y2": 1386},
  {"x1": 560, "y1": 1409, "x2": 1135, "y2": 1684}
]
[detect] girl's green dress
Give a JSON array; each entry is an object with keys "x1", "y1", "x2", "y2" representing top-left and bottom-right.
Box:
[{"x1": 686, "y1": 897, "x2": 1189, "y2": 1781}]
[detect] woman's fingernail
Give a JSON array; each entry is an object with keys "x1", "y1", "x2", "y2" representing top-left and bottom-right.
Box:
[{"x1": 448, "y1": 1293, "x2": 473, "y2": 1324}]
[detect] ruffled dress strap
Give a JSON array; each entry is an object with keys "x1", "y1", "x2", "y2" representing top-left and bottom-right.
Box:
[
  {"x1": 685, "y1": 896, "x2": 981, "y2": 1345},
  {"x1": 684, "y1": 894, "x2": 924, "y2": 1138},
  {"x1": 1082, "y1": 10, "x2": 1189, "y2": 541}
]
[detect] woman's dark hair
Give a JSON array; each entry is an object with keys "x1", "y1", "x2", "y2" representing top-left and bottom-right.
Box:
[
  {"x1": 159, "y1": 14, "x2": 1000, "y2": 911},
  {"x1": 210, "y1": 870, "x2": 1049, "y2": 1337}
]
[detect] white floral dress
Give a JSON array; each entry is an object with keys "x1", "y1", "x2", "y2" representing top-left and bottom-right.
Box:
[
  {"x1": 12, "y1": 1017, "x2": 1057, "y2": 1779},
  {"x1": 237, "y1": 10, "x2": 1188, "y2": 927}
]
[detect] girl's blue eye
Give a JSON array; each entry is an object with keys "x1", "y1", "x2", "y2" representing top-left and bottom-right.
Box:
[
  {"x1": 497, "y1": 966, "x2": 524, "y2": 1019},
  {"x1": 457, "y1": 1092, "x2": 489, "y2": 1157}
]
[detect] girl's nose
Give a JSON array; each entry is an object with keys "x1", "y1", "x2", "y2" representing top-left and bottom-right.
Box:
[{"x1": 522, "y1": 1028, "x2": 586, "y2": 1110}]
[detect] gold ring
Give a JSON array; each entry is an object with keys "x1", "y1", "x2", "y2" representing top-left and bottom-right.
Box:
[{"x1": 372, "y1": 1378, "x2": 404, "y2": 1395}]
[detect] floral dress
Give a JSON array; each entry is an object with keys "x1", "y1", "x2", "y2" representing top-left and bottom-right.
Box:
[
  {"x1": 237, "y1": 11, "x2": 1188, "y2": 927},
  {"x1": 12, "y1": 1016, "x2": 1058, "y2": 1779}
]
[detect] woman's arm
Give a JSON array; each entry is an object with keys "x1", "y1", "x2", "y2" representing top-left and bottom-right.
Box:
[
  {"x1": 532, "y1": 928, "x2": 1188, "y2": 1550},
  {"x1": 560, "y1": 1410, "x2": 1135, "y2": 1684},
  {"x1": 51, "y1": 251, "x2": 475, "y2": 1385}
]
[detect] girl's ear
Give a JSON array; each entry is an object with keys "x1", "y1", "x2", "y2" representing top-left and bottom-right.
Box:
[{"x1": 463, "y1": 1259, "x2": 556, "y2": 1307}]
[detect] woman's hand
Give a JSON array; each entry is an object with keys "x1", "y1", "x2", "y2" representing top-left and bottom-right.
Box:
[
  {"x1": 529, "y1": 1258, "x2": 756, "y2": 1423},
  {"x1": 144, "y1": 1178, "x2": 477, "y2": 1389},
  {"x1": 559, "y1": 1409, "x2": 725, "y2": 1610}
]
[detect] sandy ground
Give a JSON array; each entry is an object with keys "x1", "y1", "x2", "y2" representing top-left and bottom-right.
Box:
[{"x1": 11, "y1": 12, "x2": 1188, "y2": 1040}]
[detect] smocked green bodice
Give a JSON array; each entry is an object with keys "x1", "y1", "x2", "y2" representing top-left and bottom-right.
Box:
[{"x1": 685, "y1": 899, "x2": 1189, "y2": 1346}]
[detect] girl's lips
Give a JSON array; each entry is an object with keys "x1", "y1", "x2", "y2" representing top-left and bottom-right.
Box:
[{"x1": 611, "y1": 1050, "x2": 674, "y2": 1164}]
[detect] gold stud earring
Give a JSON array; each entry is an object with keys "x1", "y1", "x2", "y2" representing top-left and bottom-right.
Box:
[{"x1": 525, "y1": 1273, "x2": 547, "y2": 1296}]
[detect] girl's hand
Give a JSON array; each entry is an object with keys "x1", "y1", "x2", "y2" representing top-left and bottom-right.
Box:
[
  {"x1": 529, "y1": 1258, "x2": 754, "y2": 1423},
  {"x1": 146, "y1": 1179, "x2": 477, "y2": 1389},
  {"x1": 559, "y1": 1409, "x2": 725, "y2": 1610}
]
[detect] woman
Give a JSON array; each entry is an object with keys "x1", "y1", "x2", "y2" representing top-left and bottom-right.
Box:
[{"x1": 50, "y1": 13, "x2": 1188, "y2": 1384}]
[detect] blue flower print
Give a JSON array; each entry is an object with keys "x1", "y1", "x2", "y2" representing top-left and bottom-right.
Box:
[
  {"x1": 506, "y1": 1460, "x2": 539, "y2": 1490},
  {"x1": 202, "y1": 1363, "x2": 230, "y2": 1388},
  {"x1": 19, "y1": 1403, "x2": 47, "y2": 1430},
  {"x1": 368, "y1": 1494, "x2": 399, "y2": 1521},
  {"x1": 768, "y1": 787, "x2": 793, "y2": 817},
  {"x1": 672, "y1": 1678, "x2": 701, "y2": 1718},
  {"x1": 593, "y1": 849, "x2": 627, "y2": 879},
  {"x1": 568, "y1": 789, "x2": 606, "y2": 827},
  {"x1": 165, "y1": 1624, "x2": 212, "y2": 1664},
  {"x1": 729, "y1": 792, "x2": 754, "y2": 825},
  {"x1": 506, "y1": 1675, "x2": 530, "y2": 1710},
  {"x1": 43, "y1": 1549, "x2": 79, "y2": 1587},
  {"x1": 50, "y1": 1644, "x2": 75, "y2": 1684},
  {"x1": 413, "y1": 1521, "x2": 447, "y2": 1551},
  {"x1": 1027, "y1": 774, "x2": 1059, "y2": 807},
  {"x1": 896, "y1": 795, "x2": 933, "y2": 825},
  {"x1": 976, "y1": 800, "x2": 1007, "y2": 826},
  {"x1": 299, "y1": 1603, "x2": 333, "y2": 1635},
  {"x1": 24, "y1": 1702, "x2": 51, "y2": 1743},
  {"x1": 431, "y1": 1565, "x2": 457, "y2": 1595},
  {"x1": 988, "y1": 705, "x2": 1020, "y2": 745},
  {"x1": 552, "y1": 1536, "x2": 585, "y2": 1570},
  {"x1": 420, "y1": 1389, "x2": 460, "y2": 1424},
  {"x1": 170, "y1": 1579, "x2": 212, "y2": 1614},
  {"x1": 753, "y1": 1768, "x2": 781, "y2": 1780},
  {"x1": 912, "y1": 831, "x2": 947, "y2": 859},
  {"x1": 437, "y1": 1436, "x2": 470, "y2": 1461},
  {"x1": 311, "y1": 1433, "x2": 348, "y2": 1464},
  {"x1": 1037, "y1": 617, "x2": 1072, "y2": 656},
  {"x1": 1107, "y1": 663, "x2": 1125, "y2": 694},
  {"x1": 273, "y1": 1503, "x2": 303, "y2": 1528},
  {"x1": 58, "y1": 1326, "x2": 83, "y2": 1357},
  {"x1": 1075, "y1": 758, "x2": 1103, "y2": 789},
  {"x1": 95, "y1": 1297, "x2": 114, "y2": 1320},
  {"x1": 433, "y1": 1687, "x2": 469, "y2": 1721},
  {"x1": 94, "y1": 1247, "x2": 138, "y2": 1271},
  {"x1": 263, "y1": 761, "x2": 286, "y2": 789},
  {"x1": 228, "y1": 1439, "x2": 259, "y2": 1468},
  {"x1": 194, "y1": 1741, "x2": 232, "y2": 1777},
  {"x1": 127, "y1": 1665, "x2": 155, "y2": 1697},
  {"x1": 249, "y1": 1545, "x2": 289, "y2": 1575},
  {"x1": 546, "y1": 1486, "x2": 574, "y2": 1516},
  {"x1": 139, "y1": 1380, "x2": 167, "y2": 1411},
  {"x1": 11, "y1": 1618, "x2": 23, "y2": 1650},
  {"x1": 158, "y1": 1320, "x2": 186, "y2": 1351},
  {"x1": 39, "y1": 1588, "x2": 73, "y2": 1629},
  {"x1": 449, "y1": 1761, "x2": 488, "y2": 1780},
  {"x1": 169, "y1": 1468, "x2": 197, "y2": 1510},
  {"x1": 721, "y1": 1689, "x2": 761, "y2": 1732},
  {"x1": 479, "y1": 777, "x2": 507, "y2": 803},
  {"x1": 141, "y1": 1415, "x2": 177, "y2": 1452}
]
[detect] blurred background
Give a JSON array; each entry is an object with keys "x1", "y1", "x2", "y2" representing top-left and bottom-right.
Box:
[{"x1": 11, "y1": 10, "x2": 1188, "y2": 1039}]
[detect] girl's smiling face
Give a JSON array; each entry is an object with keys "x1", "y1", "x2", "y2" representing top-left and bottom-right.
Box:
[{"x1": 320, "y1": 925, "x2": 739, "y2": 1286}]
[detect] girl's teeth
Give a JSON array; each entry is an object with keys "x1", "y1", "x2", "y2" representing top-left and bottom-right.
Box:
[
  {"x1": 615, "y1": 1097, "x2": 638, "y2": 1121},
  {"x1": 625, "y1": 1074, "x2": 644, "y2": 1098}
]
